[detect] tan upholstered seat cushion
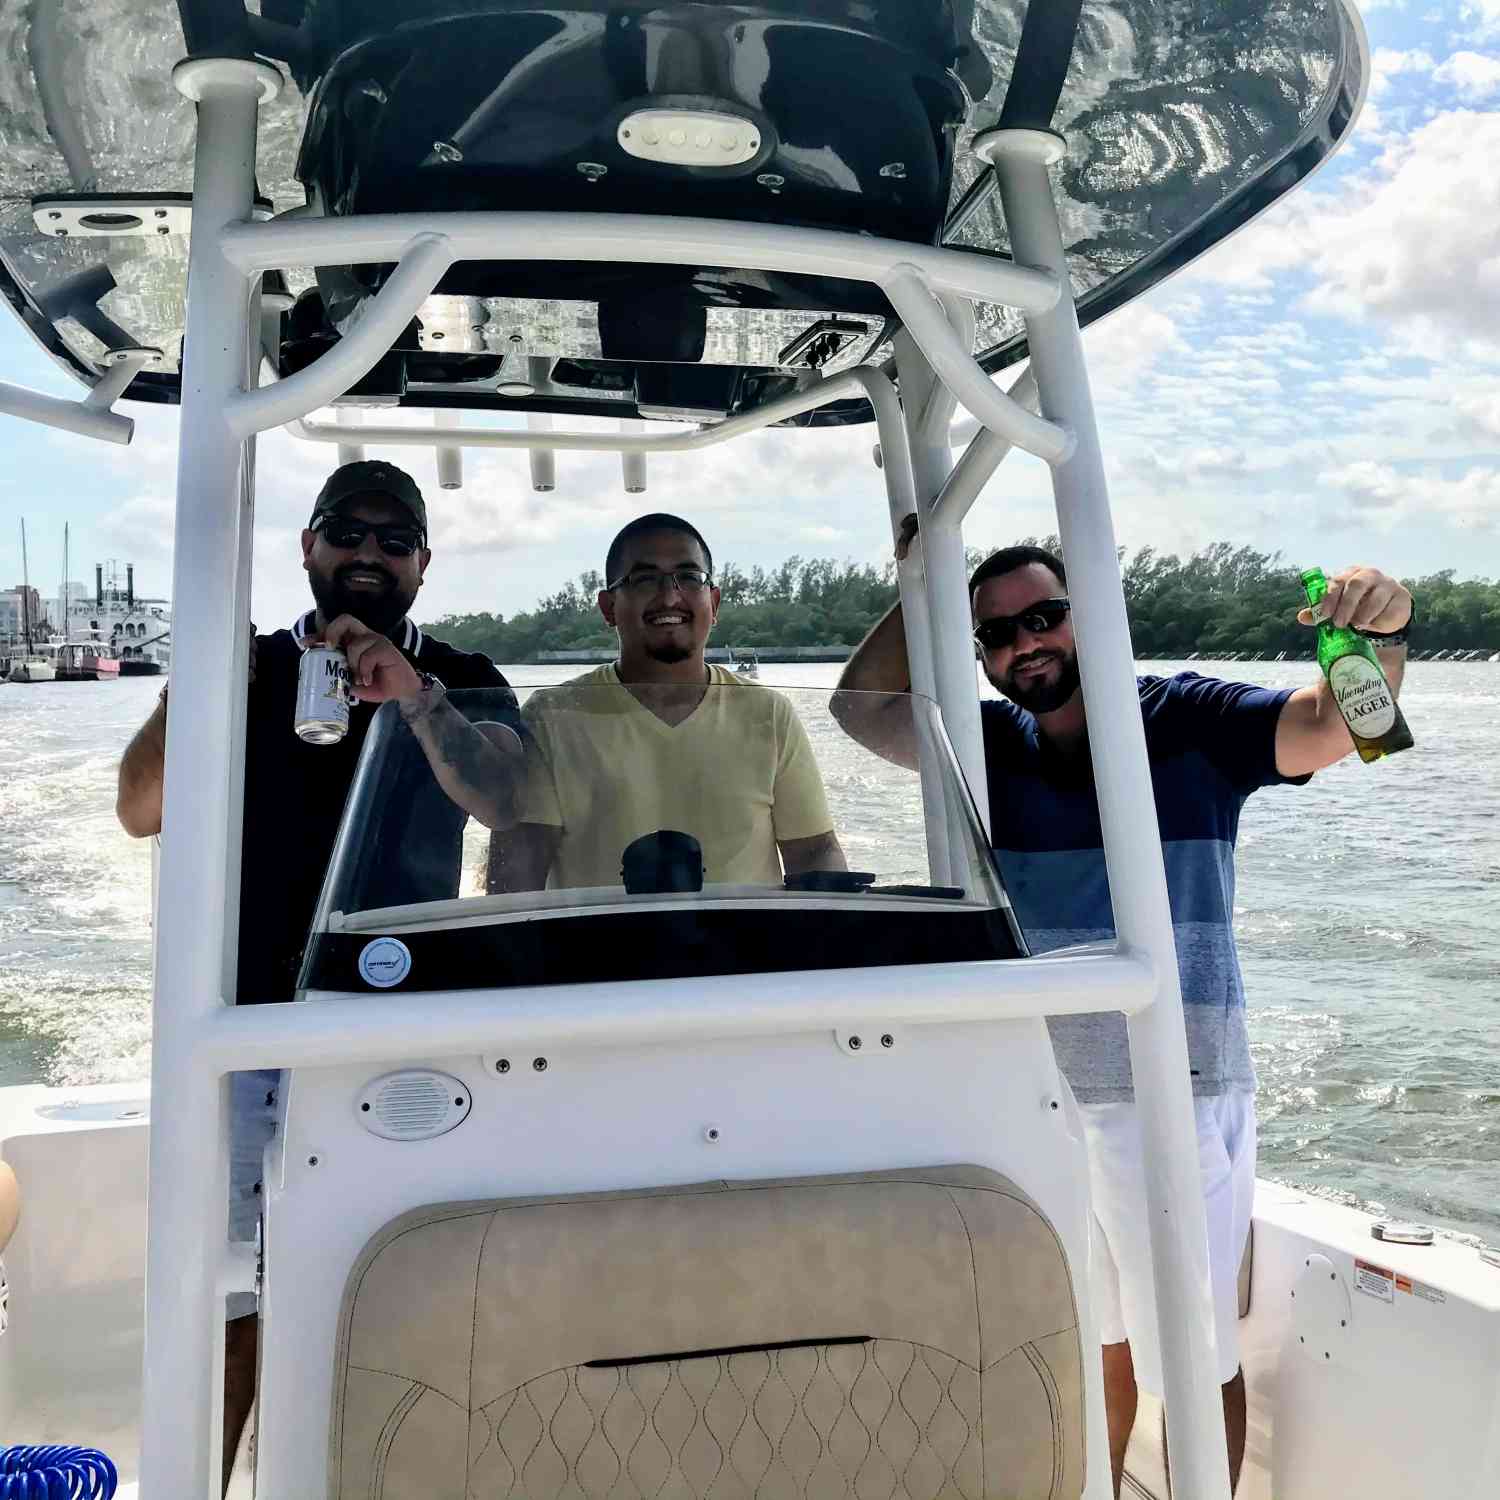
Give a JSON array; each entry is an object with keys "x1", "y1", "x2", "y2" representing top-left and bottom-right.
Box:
[{"x1": 329, "y1": 1166, "x2": 1083, "y2": 1499}]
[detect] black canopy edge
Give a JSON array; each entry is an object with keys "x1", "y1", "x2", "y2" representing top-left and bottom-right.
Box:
[{"x1": 976, "y1": 0, "x2": 1368, "y2": 379}]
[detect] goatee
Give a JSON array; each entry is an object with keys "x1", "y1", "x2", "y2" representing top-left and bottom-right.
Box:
[
  {"x1": 992, "y1": 652, "x2": 1082, "y2": 715},
  {"x1": 645, "y1": 641, "x2": 694, "y2": 665},
  {"x1": 309, "y1": 569, "x2": 414, "y2": 636}
]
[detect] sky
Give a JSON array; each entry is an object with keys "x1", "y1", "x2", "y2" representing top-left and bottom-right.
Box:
[{"x1": 1, "y1": 0, "x2": 1497, "y2": 631}]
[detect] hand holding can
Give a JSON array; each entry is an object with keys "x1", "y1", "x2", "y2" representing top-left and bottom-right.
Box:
[{"x1": 295, "y1": 642, "x2": 350, "y2": 744}]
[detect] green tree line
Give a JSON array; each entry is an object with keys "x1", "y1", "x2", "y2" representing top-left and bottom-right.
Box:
[{"x1": 425, "y1": 543, "x2": 1500, "y2": 661}]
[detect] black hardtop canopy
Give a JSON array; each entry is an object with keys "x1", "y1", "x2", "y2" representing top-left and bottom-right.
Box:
[{"x1": 0, "y1": 0, "x2": 1365, "y2": 425}]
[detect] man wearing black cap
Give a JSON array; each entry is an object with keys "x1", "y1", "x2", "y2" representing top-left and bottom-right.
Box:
[{"x1": 115, "y1": 459, "x2": 513, "y2": 1491}]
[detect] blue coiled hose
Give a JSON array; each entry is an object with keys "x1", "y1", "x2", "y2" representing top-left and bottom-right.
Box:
[{"x1": 0, "y1": 1446, "x2": 117, "y2": 1498}]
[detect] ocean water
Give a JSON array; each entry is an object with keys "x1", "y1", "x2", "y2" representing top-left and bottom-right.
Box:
[{"x1": 1, "y1": 660, "x2": 1496, "y2": 1240}]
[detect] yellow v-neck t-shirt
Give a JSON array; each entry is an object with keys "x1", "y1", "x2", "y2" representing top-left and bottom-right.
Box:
[{"x1": 517, "y1": 664, "x2": 833, "y2": 888}]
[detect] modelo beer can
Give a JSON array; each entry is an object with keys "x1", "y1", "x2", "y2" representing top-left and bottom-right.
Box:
[{"x1": 295, "y1": 645, "x2": 351, "y2": 744}]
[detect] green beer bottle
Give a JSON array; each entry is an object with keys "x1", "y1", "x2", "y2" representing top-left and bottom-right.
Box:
[{"x1": 1301, "y1": 567, "x2": 1413, "y2": 764}]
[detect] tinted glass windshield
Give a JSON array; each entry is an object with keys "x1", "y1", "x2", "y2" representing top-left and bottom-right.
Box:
[{"x1": 302, "y1": 681, "x2": 1023, "y2": 993}]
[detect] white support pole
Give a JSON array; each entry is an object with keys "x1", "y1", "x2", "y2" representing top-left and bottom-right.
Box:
[
  {"x1": 932, "y1": 369, "x2": 1039, "y2": 526},
  {"x1": 334, "y1": 404, "x2": 365, "y2": 468},
  {"x1": 287, "y1": 368, "x2": 868, "y2": 454},
  {"x1": 82, "y1": 349, "x2": 160, "y2": 410},
  {"x1": 228, "y1": 232, "x2": 454, "y2": 437},
  {"x1": 219, "y1": 212, "x2": 1061, "y2": 315},
  {"x1": 435, "y1": 409, "x2": 462, "y2": 490},
  {"x1": 894, "y1": 331, "x2": 990, "y2": 843},
  {"x1": 848, "y1": 368, "x2": 951, "y2": 883},
  {"x1": 198, "y1": 947, "x2": 1155, "y2": 1071},
  {"x1": 141, "y1": 55, "x2": 280, "y2": 1500},
  {"x1": 886, "y1": 268, "x2": 1071, "y2": 465},
  {"x1": 0, "y1": 375, "x2": 136, "y2": 444},
  {"x1": 990, "y1": 127, "x2": 1234, "y2": 1500}
]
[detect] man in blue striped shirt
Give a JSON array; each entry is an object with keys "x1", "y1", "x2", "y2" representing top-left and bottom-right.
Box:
[{"x1": 835, "y1": 538, "x2": 1412, "y2": 1494}]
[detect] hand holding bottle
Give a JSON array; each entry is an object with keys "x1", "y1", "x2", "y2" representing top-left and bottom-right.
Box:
[
  {"x1": 1301, "y1": 566, "x2": 1414, "y2": 764},
  {"x1": 1296, "y1": 565, "x2": 1411, "y2": 634}
]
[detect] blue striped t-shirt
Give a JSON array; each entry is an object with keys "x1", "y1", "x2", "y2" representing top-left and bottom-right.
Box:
[{"x1": 983, "y1": 673, "x2": 1308, "y2": 1103}]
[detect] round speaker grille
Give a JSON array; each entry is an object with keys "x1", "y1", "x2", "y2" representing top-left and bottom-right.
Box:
[{"x1": 357, "y1": 1070, "x2": 471, "y2": 1141}]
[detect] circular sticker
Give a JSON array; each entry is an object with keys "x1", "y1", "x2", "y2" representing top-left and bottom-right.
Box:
[{"x1": 358, "y1": 937, "x2": 412, "y2": 989}]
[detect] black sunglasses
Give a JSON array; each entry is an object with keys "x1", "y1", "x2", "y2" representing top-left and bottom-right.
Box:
[
  {"x1": 973, "y1": 598, "x2": 1071, "y2": 650},
  {"x1": 317, "y1": 520, "x2": 425, "y2": 558}
]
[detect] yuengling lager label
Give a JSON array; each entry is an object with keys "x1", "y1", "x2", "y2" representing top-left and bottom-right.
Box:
[{"x1": 1328, "y1": 656, "x2": 1396, "y2": 738}]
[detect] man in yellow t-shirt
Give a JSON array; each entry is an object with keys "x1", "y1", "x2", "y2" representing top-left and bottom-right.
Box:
[{"x1": 491, "y1": 513, "x2": 846, "y2": 891}]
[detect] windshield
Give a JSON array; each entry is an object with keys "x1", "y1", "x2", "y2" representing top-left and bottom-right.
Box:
[{"x1": 301, "y1": 682, "x2": 1023, "y2": 993}]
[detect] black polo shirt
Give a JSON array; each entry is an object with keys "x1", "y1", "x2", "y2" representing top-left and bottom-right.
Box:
[{"x1": 236, "y1": 612, "x2": 513, "y2": 1003}]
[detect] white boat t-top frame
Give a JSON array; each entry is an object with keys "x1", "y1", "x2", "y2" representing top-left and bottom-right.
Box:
[{"x1": 0, "y1": 4, "x2": 1375, "y2": 1497}]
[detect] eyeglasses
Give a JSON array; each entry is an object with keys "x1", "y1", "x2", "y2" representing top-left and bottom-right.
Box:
[
  {"x1": 607, "y1": 567, "x2": 713, "y2": 596},
  {"x1": 973, "y1": 598, "x2": 1071, "y2": 650},
  {"x1": 316, "y1": 520, "x2": 425, "y2": 558}
]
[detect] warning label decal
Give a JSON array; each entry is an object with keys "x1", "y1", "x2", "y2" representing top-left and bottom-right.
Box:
[
  {"x1": 1396, "y1": 1274, "x2": 1447, "y2": 1305},
  {"x1": 1354, "y1": 1258, "x2": 1394, "y2": 1303}
]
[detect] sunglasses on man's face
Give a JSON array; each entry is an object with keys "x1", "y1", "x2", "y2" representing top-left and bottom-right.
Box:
[
  {"x1": 317, "y1": 520, "x2": 424, "y2": 558},
  {"x1": 973, "y1": 598, "x2": 1072, "y2": 651}
]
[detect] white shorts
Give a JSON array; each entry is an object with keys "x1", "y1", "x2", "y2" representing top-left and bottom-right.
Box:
[{"x1": 1076, "y1": 1087, "x2": 1256, "y2": 1396}]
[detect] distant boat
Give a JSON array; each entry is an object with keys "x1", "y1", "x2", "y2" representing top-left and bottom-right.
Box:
[
  {"x1": 51, "y1": 526, "x2": 123, "y2": 682},
  {"x1": 6, "y1": 517, "x2": 55, "y2": 683},
  {"x1": 55, "y1": 641, "x2": 122, "y2": 682},
  {"x1": 6, "y1": 652, "x2": 56, "y2": 683},
  {"x1": 732, "y1": 646, "x2": 760, "y2": 678}
]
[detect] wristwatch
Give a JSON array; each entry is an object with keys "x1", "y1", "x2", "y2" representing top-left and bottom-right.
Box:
[
  {"x1": 398, "y1": 671, "x2": 446, "y2": 724},
  {"x1": 1358, "y1": 600, "x2": 1414, "y2": 648}
]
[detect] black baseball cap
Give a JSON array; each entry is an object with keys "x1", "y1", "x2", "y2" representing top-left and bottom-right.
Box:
[{"x1": 307, "y1": 460, "x2": 428, "y2": 537}]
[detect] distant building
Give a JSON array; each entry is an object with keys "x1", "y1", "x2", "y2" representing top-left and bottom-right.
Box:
[
  {"x1": 1, "y1": 585, "x2": 45, "y2": 641},
  {"x1": 44, "y1": 581, "x2": 93, "y2": 627}
]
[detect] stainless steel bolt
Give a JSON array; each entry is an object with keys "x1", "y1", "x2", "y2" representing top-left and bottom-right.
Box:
[{"x1": 848, "y1": 1035, "x2": 862, "y2": 1051}]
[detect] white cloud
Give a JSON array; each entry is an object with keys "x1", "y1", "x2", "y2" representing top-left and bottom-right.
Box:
[
  {"x1": 1190, "y1": 109, "x2": 1500, "y2": 358},
  {"x1": 1433, "y1": 50, "x2": 1500, "y2": 100},
  {"x1": 1317, "y1": 459, "x2": 1500, "y2": 529},
  {"x1": 1369, "y1": 48, "x2": 1435, "y2": 97},
  {"x1": 1462, "y1": 0, "x2": 1500, "y2": 37}
]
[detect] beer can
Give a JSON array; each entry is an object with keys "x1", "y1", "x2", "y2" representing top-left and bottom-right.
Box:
[{"x1": 295, "y1": 645, "x2": 350, "y2": 744}]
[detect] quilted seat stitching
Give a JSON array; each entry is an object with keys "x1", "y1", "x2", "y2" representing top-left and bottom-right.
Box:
[
  {"x1": 348, "y1": 1365, "x2": 466, "y2": 1411},
  {"x1": 472, "y1": 1340, "x2": 986, "y2": 1500},
  {"x1": 1020, "y1": 1340, "x2": 1064, "y2": 1500},
  {"x1": 369, "y1": 1380, "x2": 423, "y2": 1500}
]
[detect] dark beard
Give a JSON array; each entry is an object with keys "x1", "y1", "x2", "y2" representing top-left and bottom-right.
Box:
[
  {"x1": 644, "y1": 641, "x2": 694, "y2": 665},
  {"x1": 309, "y1": 569, "x2": 414, "y2": 636},
  {"x1": 990, "y1": 651, "x2": 1082, "y2": 715}
]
